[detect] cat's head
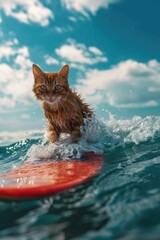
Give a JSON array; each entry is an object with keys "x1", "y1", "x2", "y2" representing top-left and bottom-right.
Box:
[{"x1": 32, "y1": 64, "x2": 69, "y2": 104}]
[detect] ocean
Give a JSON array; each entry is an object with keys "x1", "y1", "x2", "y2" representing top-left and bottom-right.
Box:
[{"x1": 0, "y1": 115, "x2": 160, "y2": 240}]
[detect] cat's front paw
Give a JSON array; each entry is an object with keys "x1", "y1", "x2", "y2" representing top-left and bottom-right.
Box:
[
  {"x1": 70, "y1": 128, "x2": 81, "y2": 143},
  {"x1": 48, "y1": 131, "x2": 59, "y2": 144}
]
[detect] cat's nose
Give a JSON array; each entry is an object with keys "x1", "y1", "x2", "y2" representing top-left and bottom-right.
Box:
[{"x1": 48, "y1": 93, "x2": 53, "y2": 99}]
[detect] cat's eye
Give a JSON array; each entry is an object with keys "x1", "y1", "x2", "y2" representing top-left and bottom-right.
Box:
[
  {"x1": 40, "y1": 85, "x2": 47, "y2": 91},
  {"x1": 55, "y1": 85, "x2": 62, "y2": 91}
]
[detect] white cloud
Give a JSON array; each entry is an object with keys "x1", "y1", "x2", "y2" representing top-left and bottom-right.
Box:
[
  {"x1": 0, "y1": 38, "x2": 34, "y2": 110},
  {"x1": 0, "y1": 0, "x2": 53, "y2": 26},
  {"x1": 75, "y1": 59, "x2": 160, "y2": 108},
  {"x1": 88, "y1": 46, "x2": 103, "y2": 56},
  {"x1": 69, "y1": 16, "x2": 77, "y2": 22},
  {"x1": 54, "y1": 26, "x2": 73, "y2": 33},
  {"x1": 0, "y1": 63, "x2": 14, "y2": 83},
  {"x1": 45, "y1": 56, "x2": 59, "y2": 65},
  {"x1": 0, "y1": 97, "x2": 15, "y2": 109},
  {"x1": 68, "y1": 62, "x2": 86, "y2": 71},
  {"x1": 62, "y1": 0, "x2": 119, "y2": 16},
  {"x1": 21, "y1": 114, "x2": 30, "y2": 119},
  {"x1": 0, "y1": 38, "x2": 28, "y2": 61},
  {"x1": 4, "y1": 78, "x2": 33, "y2": 102},
  {"x1": 148, "y1": 87, "x2": 160, "y2": 93},
  {"x1": 0, "y1": 45, "x2": 15, "y2": 59},
  {"x1": 116, "y1": 101, "x2": 158, "y2": 108},
  {"x1": 54, "y1": 27, "x2": 64, "y2": 33},
  {"x1": 55, "y1": 39, "x2": 108, "y2": 66}
]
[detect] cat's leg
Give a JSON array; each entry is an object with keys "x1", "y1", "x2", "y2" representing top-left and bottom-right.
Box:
[
  {"x1": 48, "y1": 123, "x2": 60, "y2": 143},
  {"x1": 71, "y1": 126, "x2": 81, "y2": 143}
]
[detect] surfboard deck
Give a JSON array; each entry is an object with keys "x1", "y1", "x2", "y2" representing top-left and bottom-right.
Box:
[{"x1": 0, "y1": 152, "x2": 103, "y2": 200}]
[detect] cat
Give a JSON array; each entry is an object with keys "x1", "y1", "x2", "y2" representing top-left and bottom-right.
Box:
[{"x1": 32, "y1": 64, "x2": 93, "y2": 143}]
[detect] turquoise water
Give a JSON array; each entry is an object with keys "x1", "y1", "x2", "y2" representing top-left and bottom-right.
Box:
[{"x1": 0, "y1": 116, "x2": 160, "y2": 239}]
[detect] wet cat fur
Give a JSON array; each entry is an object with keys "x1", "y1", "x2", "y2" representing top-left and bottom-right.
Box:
[{"x1": 32, "y1": 64, "x2": 93, "y2": 143}]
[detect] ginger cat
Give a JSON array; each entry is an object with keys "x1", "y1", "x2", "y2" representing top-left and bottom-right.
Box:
[{"x1": 32, "y1": 64, "x2": 93, "y2": 143}]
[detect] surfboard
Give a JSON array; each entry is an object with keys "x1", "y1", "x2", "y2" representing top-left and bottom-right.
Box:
[{"x1": 0, "y1": 152, "x2": 103, "y2": 200}]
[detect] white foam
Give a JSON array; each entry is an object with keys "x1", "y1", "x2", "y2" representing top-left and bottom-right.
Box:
[
  {"x1": 27, "y1": 141, "x2": 83, "y2": 160},
  {"x1": 105, "y1": 115, "x2": 160, "y2": 144},
  {"x1": 2, "y1": 115, "x2": 160, "y2": 161},
  {"x1": 26, "y1": 116, "x2": 123, "y2": 160}
]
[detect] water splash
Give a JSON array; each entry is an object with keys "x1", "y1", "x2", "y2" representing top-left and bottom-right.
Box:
[
  {"x1": 1, "y1": 115, "x2": 160, "y2": 162},
  {"x1": 105, "y1": 115, "x2": 160, "y2": 144},
  {"x1": 26, "y1": 116, "x2": 123, "y2": 161}
]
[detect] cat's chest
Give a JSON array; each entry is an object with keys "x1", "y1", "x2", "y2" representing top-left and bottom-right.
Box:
[{"x1": 45, "y1": 110, "x2": 83, "y2": 131}]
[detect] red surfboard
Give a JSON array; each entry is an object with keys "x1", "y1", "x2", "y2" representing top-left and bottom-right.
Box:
[{"x1": 0, "y1": 152, "x2": 103, "y2": 200}]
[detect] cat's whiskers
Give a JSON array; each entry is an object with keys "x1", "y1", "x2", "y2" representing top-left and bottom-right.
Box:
[{"x1": 44, "y1": 96, "x2": 61, "y2": 106}]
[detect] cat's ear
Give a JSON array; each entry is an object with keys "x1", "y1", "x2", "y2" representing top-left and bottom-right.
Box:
[
  {"x1": 32, "y1": 64, "x2": 44, "y2": 80},
  {"x1": 59, "y1": 65, "x2": 69, "y2": 80}
]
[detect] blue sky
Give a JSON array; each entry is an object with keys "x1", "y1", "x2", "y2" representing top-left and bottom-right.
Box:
[{"x1": 0, "y1": 0, "x2": 160, "y2": 132}]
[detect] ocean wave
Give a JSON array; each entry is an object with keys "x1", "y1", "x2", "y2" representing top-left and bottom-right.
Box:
[
  {"x1": 0, "y1": 115, "x2": 160, "y2": 239},
  {"x1": 1, "y1": 115, "x2": 160, "y2": 161}
]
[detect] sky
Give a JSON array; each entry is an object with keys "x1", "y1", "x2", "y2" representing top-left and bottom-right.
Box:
[{"x1": 0, "y1": 0, "x2": 160, "y2": 132}]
